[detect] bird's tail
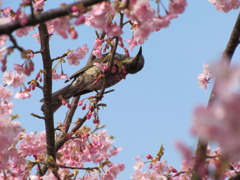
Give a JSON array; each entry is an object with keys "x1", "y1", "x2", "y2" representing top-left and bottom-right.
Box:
[{"x1": 40, "y1": 84, "x2": 72, "y2": 112}]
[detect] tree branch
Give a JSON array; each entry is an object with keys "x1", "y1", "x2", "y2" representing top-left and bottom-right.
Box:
[
  {"x1": 38, "y1": 21, "x2": 55, "y2": 173},
  {"x1": 0, "y1": 0, "x2": 106, "y2": 35},
  {"x1": 191, "y1": 13, "x2": 240, "y2": 180}
]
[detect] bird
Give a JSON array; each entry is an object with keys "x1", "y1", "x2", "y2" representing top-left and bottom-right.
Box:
[{"x1": 41, "y1": 47, "x2": 144, "y2": 112}]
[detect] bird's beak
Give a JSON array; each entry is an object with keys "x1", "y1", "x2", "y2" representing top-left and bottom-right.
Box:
[{"x1": 128, "y1": 47, "x2": 144, "y2": 74}]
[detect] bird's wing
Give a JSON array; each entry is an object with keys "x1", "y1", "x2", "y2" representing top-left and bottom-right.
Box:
[{"x1": 65, "y1": 56, "x2": 107, "y2": 83}]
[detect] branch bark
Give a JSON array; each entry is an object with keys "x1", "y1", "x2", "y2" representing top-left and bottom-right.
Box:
[
  {"x1": 0, "y1": 0, "x2": 106, "y2": 36},
  {"x1": 39, "y1": 22, "x2": 55, "y2": 159},
  {"x1": 191, "y1": 13, "x2": 240, "y2": 180}
]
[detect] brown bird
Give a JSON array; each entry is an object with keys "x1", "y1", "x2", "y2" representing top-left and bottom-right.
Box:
[{"x1": 41, "y1": 47, "x2": 144, "y2": 112}]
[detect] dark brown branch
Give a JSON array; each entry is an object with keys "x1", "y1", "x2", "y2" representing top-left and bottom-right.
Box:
[
  {"x1": 51, "y1": 52, "x2": 67, "y2": 61},
  {"x1": 38, "y1": 22, "x2": 55, "y2": 174},
  {"x1": 191, "y1": 13, "x2": 240, "y2": 180},
  {"x1": 8, "y1": 34, "x2": 24, "y2": 52},
  {"x1": 0, "y1": 0, "x2": 106, "y2": 35}
]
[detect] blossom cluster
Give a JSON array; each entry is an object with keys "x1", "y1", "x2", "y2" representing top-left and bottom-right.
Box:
[
  {"x1": 131, "y1": 146, "x2": 240, "y2": 179},
  {"x1": 124, "y1": 0, "x2": 187, "y2": 50},
  {"x1": 194, "y1": 62, "x2": 240, "y2": 161},
  {"x1": 0, "y1": 129, "x2": 124, "y2": 179},
  {"x1": 67, "y1": 44, "x2": 89, "y2": 66},
  {"x1": 208, "y1": 0, "x2": 240, "y2": 12},
  {"x1": 0, "y1": 116, "x2": 23, "y2": 171}
]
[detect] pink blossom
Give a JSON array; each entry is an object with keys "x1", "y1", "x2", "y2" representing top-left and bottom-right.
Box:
[
  {"x1": 198, "y1": 64, "x2": 211, "y2": 90},
  {"x1": 67, "y1": 45, "x2": 88, "y2": 65},
  {"x1": 93, "y1": 38, "x2": 103, "y2": 49},
  {"x1": 52, "y1": 71, "x2": 69, "y2": 81},
  {"x1": 2, "y1": 71, "x2": 25, "y2": 88},
  {"x1": 101, "y1": 163, "x2": 125, "y2": 179},
  {"x1": 18, "y1": 131, "x2": 46, "y2": 157},
  {"x1": 126, "y1": 38, "x2": 138, "y2": 51},
  {"x1": 2, "y1": 7, "x2": 12, "y2": 17},
  {"x1": 94, "y1": 62, "x2": 108, "y2": 73},
  {"x1": 133, "y1": 156, "x2": 144, "y2": 171},
  {"x1": 67, "y1": 51, "x2": 81, "y2": 66},
  {"x1": 152, "y1": 161, "x2": 169, "y2": 174},
  {"x1": 92, "y1": 49, "x2": 102, "y2": 59},
  {"x1": 169, "y1": 0, "x2": 188, "y2": 14},
  {"x1": 33, "y1": 0, "x2": 45, "y2": 11},
  {"x1": 58, "y1": 130, "x2": 120, "y2": 167},
  {"x1": 0, "y1": 116, "x2": 22, "y2": 167},
  {"x1": 15, "y1": 90, "x2": 32, "y2": 99},
  {"x1": 106, "y1": 23, "x2": 123, "y2": 37},
  {"x1": 14, "y1": 64, "x2": 24, "y2": 74},
  {"x1": 0, "y1": 35, "x2": 8, "y2": 48},
  {"x1": 85, "y1": 2, "x2": 115, "y2": 31},
  {"x1": 74, "y1": 15, "x2": 86, "y2": 25},
  {"x1": 0, "y1": 84, "x2": 13, "y2": 100},
  {"x1": 0, "y1": 102, "x2": 13, "y2": 116},
  {"x1": 16, "y1": 26, "x2": 34, "y2": 37},
  {"x1": 24, "y1": 59, "x2": 34, "y2": 76},
  {"x1": 50, "y1": 16, "x2": 72, "y2": 39},
  {"x1": 0, "y1": 47, "x2": 7, "y2": 60},
  {"x1": 209, "y1": 0, "x2": 240, "y2": 13},
  {"x1": 76, "y1": 44, "x2": 89, "y2": 58}
]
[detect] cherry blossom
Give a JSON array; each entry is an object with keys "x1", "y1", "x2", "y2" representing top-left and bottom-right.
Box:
[
  {"x1": 198, "y1": 64, "x2": 211, "y2": 90},
  {"x1": 0, "y1": 84, "x2": 13, "y2": 100},
  {"x1": 0, "y1": 101, "x2": 13, "y2": 116},
  {"x1": 92, "y1": 49, "x2": 102, "y2": 59},
  {"x1": 33, "y1": 0, "x2": 45, "y2": 11},
  {"x1": 209, "y1": 0, "x2": 240, "y2": 13},
  {"x1": 0, "y1": 116, "x2": 22, "y2": 169},
  {"x1": 2, "y1": 71, "x2": 25, "y2": 88},
  {"x1": 18, "y1": 131, "x2": 46, "y2": 157},
  {"x1": 15, "y1": 89, "x2": 32, "y2": 99}
]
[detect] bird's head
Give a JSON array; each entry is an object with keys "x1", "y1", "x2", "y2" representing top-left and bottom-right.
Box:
[{"x1": 124, "y1": 47, "x2": 145, "y2": 74}]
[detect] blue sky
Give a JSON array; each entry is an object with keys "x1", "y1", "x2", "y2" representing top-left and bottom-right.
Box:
[{"x1": 1, "y1": 0, "x2": 240, "y2": 179}]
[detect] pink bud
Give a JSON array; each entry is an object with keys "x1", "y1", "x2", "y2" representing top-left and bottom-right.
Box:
[
  {"x1": 62, "y1": 99, "x2": 67, "y2": 106},
  {"x1": 88, "y1": 104, "x2": 93, "y2": 110},
  {"x1": 87, "y1": 111, "x2": 92, "y2": 119},
  {"x1": 71, "y1": 5, "x2": 78, "y2": 12},
  {"x1": 78, "y1": 100, "x2": 83, "y2": 106},
  {"x1": 93, "y1": 118, "x2": 100, "y2": 124},
  {"x1": 69, "y1": 28, "x2": 78, "y2": 39},
  {"x1": 31, "y1": 84, "x2": 35, "y2": 90},
  {"x1": 148, "y1": 164, "x2": 153, "y2": 169},
  {"x1": 30, "y1": 52, "x2": 34, "y2": 58},
  {"x1": 170, "y1": 166, "x2": 178, "y2": 173},
  {"x1": 146, "y1": 154, "x2": 153, "y2": 159},
  {"x1": 82, "y1": 104, "x2": 86, "y2": 110}
]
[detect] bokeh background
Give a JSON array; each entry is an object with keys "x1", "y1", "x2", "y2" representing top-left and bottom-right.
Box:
[{"x1": 1, "y1": 0, "x2": 240, "y2": 179}]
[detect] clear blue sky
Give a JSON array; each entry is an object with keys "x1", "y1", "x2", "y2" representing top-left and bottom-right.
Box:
[{"x1": 1, "y1": 1, "x2": 240, "y2": 179}]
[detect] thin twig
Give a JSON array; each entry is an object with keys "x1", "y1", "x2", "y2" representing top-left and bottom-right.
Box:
[{"x1": 0, "y1": 0, "x2": 107, "y2": 35}]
